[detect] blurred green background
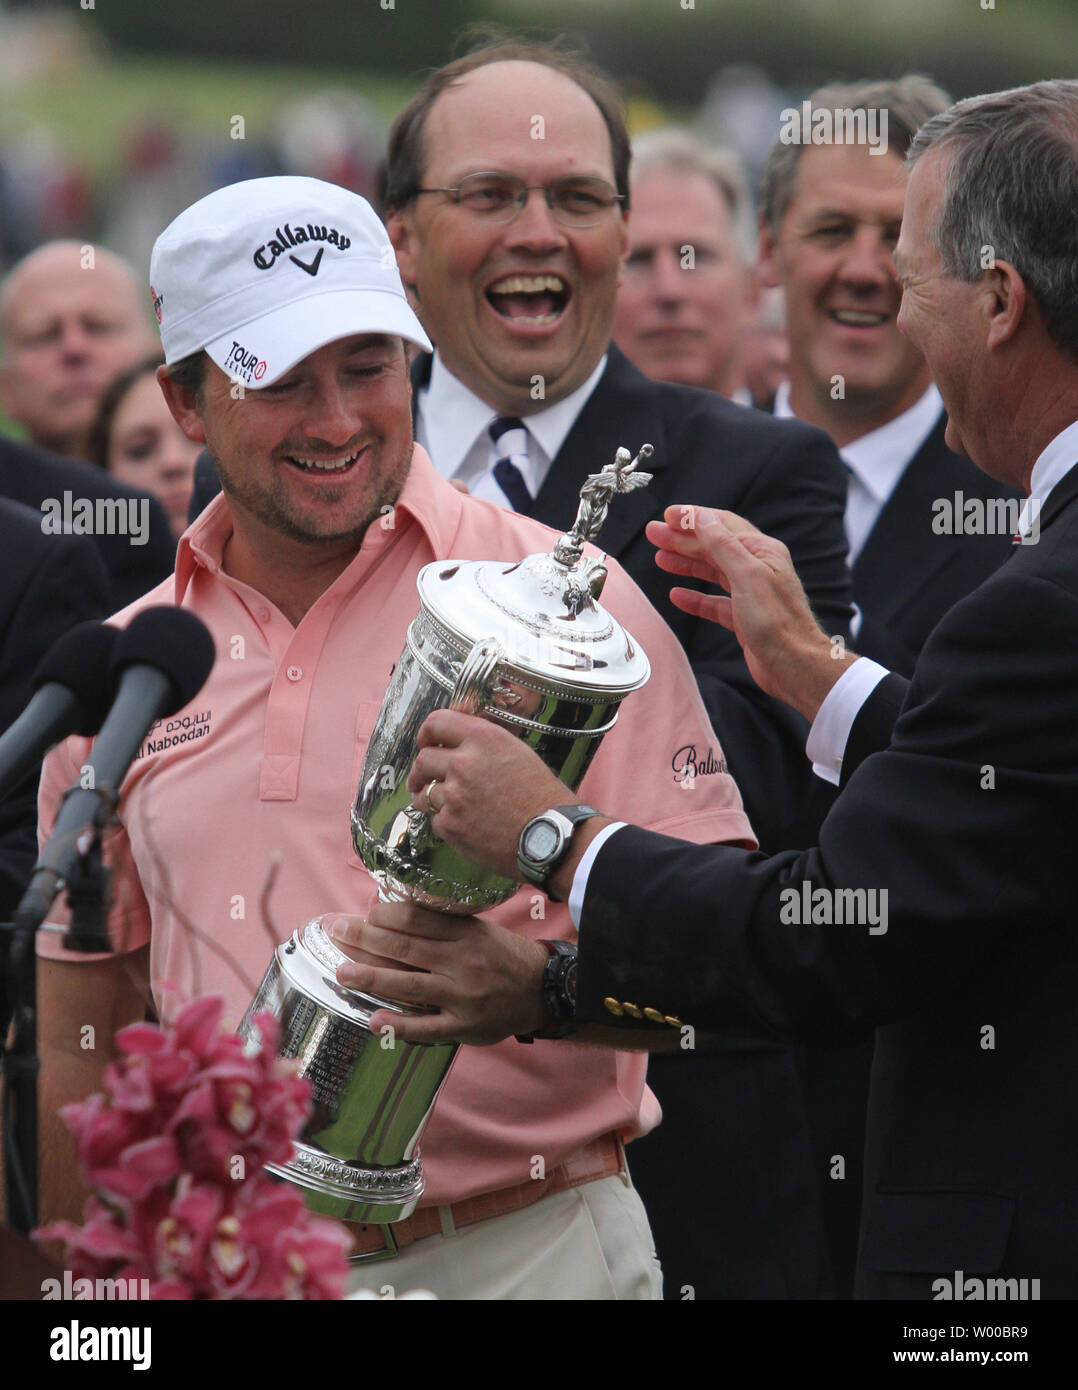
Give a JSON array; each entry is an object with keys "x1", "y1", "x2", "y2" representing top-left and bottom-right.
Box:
[{"x1": 3, "y1": 0, "x2": 1072, "y2": 176}]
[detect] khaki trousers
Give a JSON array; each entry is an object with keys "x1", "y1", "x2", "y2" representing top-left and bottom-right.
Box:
[{"x1": 345, "y1": 1170, "x2": 663, "y2": 1301}]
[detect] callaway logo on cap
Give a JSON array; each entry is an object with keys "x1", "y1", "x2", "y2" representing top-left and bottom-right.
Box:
[
  {"x1": 252, "y1": 222, "x2": 351, "y2": 273},
  {"x1": 149, "y1": 175, "x2": 431, "y2": 388}
]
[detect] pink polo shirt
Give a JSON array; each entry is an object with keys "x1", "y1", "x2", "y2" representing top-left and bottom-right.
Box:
[{"x1": 38, "y1": 445, "x2": 754, "y2": 1206}]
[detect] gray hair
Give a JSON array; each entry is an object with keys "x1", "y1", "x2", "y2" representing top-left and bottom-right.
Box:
[
  {"x1": 907, "y1": 79, "x2": 1078, "y2": 363},
  {"x1": 759, "y1": 75, "x2": 952, "y2": 233},
  {"x1": 631, "y1": 128, "x2": 754, "y2": 261}
]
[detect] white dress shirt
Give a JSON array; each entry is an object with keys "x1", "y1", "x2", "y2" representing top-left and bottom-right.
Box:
[
  {"x1": 415, "y1": 351, "x2": 608, "y2": 508},
  {"x1": 774, "y1": 380, "x2": 944, "y2": 563},
  {"x1": 570, "y1": 420, "x2": 1078, "y2": 924},
  {"x1": 1018, "y1": 418, "x2": 1078, "y2": 539}
]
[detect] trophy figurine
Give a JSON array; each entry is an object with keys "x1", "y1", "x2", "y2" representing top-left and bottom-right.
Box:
[{"x1": 239, "y1": 446, "x2": 655, "y2": 1227}]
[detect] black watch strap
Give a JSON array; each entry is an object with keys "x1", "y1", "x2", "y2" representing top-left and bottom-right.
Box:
[{"x1": 515, "y1": 939, "x2": 580, "y2": 1044}]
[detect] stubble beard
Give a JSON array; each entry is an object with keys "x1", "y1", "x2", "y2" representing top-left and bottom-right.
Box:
[{"x1": 207, "y1": 439, "x2": 413, "y2": 550}]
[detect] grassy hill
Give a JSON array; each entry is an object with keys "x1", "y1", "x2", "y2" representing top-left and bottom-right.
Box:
[{"x1": 0, "y1": 54, "x2": 414, "y2": 175}]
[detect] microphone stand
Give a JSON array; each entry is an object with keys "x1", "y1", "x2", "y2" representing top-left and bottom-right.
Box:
[{"x1": 1, "y1": 787, "x2": 113, "y2": 1237}]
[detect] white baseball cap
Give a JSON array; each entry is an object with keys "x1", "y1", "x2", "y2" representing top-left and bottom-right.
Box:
[{"x1": 149, "y1": 175, "x2": 431, "y2": 388}]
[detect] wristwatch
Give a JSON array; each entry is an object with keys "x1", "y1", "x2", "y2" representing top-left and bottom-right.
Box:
[
  {"x1": 515, "y1": 939, "x2": 580, "y2": 1043},
  {"x1": 517, "y1": 804, "x2": 601, "y2": 898}
]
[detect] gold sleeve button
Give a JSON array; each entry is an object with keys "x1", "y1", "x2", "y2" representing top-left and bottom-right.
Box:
[
  {"x1": 622, "y1": 1002, "x2": 643, "y2": 1019},
  {"x1": 643, "y1": 1008, "x2": 665, "y2": 1024},
  {"x1": 664, "y1": 1015, "x2": 682, "y2": 1028},
  {"x1": 603, "y1": 997, "x2": 624, "y2": 1017}
]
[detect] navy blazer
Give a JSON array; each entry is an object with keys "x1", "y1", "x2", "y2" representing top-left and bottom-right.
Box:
[
  {"x1": 577, "y1": 455, "x2": 1078, "y2": 1297},
  {"x1": 0, "y1": 497, "x2": 111, "y2": 920},
  {"x1": 792, "y1": 408, "x2": 1020, "y2": 1295},
  {"x1": 0, "y1": 435, "x2": 175, "y2": 612}
]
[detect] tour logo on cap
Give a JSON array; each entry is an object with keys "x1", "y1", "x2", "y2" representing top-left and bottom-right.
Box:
[
  {"x1": 224, "y1": 340, "x2": 268, "y2": 384},
  {"x1": 252, "y1": 221, "x2": 352, "y2": 275},
  {"x1": 150, "y1": 285, "x2": 163, "y2": 324}
]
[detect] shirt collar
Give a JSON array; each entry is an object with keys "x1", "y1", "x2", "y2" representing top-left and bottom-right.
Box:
[
  {"x1": 175, "y1": 443, "x2": 464, "y2": 600},
  {"x1": 775, "y1": 379, "x2": 943, "y2": 503},
  {"x1": 419, "y1": 349, "x2": 608, "y2": 472},
  {"x1": 1019, "y1": 419, "x2": 1078, "y2": 537},
  {"x1": 838, "y1": 384, "x2": 943, "y2": 504},
  {"x1": 773, "y1": 379, "x2": 794, "y2": 419}
]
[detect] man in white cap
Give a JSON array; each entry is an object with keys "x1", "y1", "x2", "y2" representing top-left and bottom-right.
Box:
[{"x1": 33, "y1": 176, "x2": 755, "y2": 1300}]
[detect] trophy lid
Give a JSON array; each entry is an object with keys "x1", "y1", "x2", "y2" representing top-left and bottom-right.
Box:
[{"x1": 417, "y1": 445, "x2": 654, "y2": 698}]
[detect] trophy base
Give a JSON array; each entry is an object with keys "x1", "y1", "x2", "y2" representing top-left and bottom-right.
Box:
[
  {"x1": 240, "y1": 919, "x2": 458, "y2": 1227},
  {"x1": 268, "y1": 1144, "x2": 424, "y2": 1224}
]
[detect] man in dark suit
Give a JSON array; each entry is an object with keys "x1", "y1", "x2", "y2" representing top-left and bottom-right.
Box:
[
  {"x1": 382, "y1": 44, "x2": 851, "y2": 856},
  {"x1": 0, "y1": 435, "x2": 174, "y2": 611},
  {"x1": 0, "y1": 496, "x2": 111, "y2": 920},
  {"x1": 759, "y1": 76, "x2": 1018, "y2": 678},
  {"x1": 390, "y1": 36, "x2": 853, "y2": 1303},
  {"x1": 336, "y1": 78, "x2": 1078, "y2": 1299},
  {"x1": 758, "y1": 77, "x2": 1023, "y2": 1290}
]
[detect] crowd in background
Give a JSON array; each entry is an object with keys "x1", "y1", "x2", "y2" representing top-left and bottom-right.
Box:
[
  {"x1": 0, "y1": 110, "x2": 793, "y2": 537},
  {"x1": 0, "y1": 9, "x2": 818, "y2": 552}
]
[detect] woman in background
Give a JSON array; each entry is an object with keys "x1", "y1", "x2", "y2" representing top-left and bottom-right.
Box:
[{"x1": 88, "y1": 355, "x2": 201, "y2": 542}]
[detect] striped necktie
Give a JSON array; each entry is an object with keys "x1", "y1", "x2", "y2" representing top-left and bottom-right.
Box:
[{"x1": 488, "y1": 416, "x2": 533, "y2": 513}]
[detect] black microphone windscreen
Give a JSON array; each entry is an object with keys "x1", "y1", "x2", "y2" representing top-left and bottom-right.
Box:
[
  {"x1": 109, "y1": 608, "x2": 216, "y2": 717},
  {"x1": 31, "y1": 621, "x2": 120, "y2": 736}
]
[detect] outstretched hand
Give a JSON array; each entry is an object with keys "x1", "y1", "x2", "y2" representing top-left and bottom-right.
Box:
[{"x1": 646, "y1": 505, "x2": 855, "y2": 721}]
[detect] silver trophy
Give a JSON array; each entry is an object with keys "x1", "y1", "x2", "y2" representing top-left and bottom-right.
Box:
[{"x1": 239, "y1": 446, "x2": 654, "y2": 1227}]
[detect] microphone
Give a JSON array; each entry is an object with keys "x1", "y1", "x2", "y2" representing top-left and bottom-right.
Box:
[
  {"x1": 0, "y1": 621, "x2": 119, "y2": 803},
  {"x1": 14, "y1": 607, "x2": 216, "y2": 943}
]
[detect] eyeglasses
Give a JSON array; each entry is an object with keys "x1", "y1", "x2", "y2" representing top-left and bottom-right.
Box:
[{"x1": 412, "y1": 172, "x2": 625, "y2": 227}]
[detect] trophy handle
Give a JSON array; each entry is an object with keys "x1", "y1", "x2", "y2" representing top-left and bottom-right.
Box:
[
  {"x1": 380, "y1": 639, "x2": 508, "y2": 876},
  {"x1": 448, "y1": 638, "x2": 506, "y2": 715}
]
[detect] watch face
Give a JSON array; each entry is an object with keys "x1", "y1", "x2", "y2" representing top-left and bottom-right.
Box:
[{"x1": 524, "y1": 820, "x2": 561, "y2": 862}]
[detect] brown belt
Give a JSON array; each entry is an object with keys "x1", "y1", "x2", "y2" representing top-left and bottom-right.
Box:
[{"x1": 346, "y1": 1131, "x2": 627, "y2": 1262}]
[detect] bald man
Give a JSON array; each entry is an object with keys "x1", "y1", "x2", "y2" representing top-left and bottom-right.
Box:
[{"x1": 0, "y1": 241, "x2": 156, "y2": 459}]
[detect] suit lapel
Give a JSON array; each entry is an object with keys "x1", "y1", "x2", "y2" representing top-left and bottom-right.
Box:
[
  {"x1": 535, "y1": 346, "x2": 670, "y2": 556},
  {"x1": 852, "y1": 414, "x2": 958, "y2": 623}
]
